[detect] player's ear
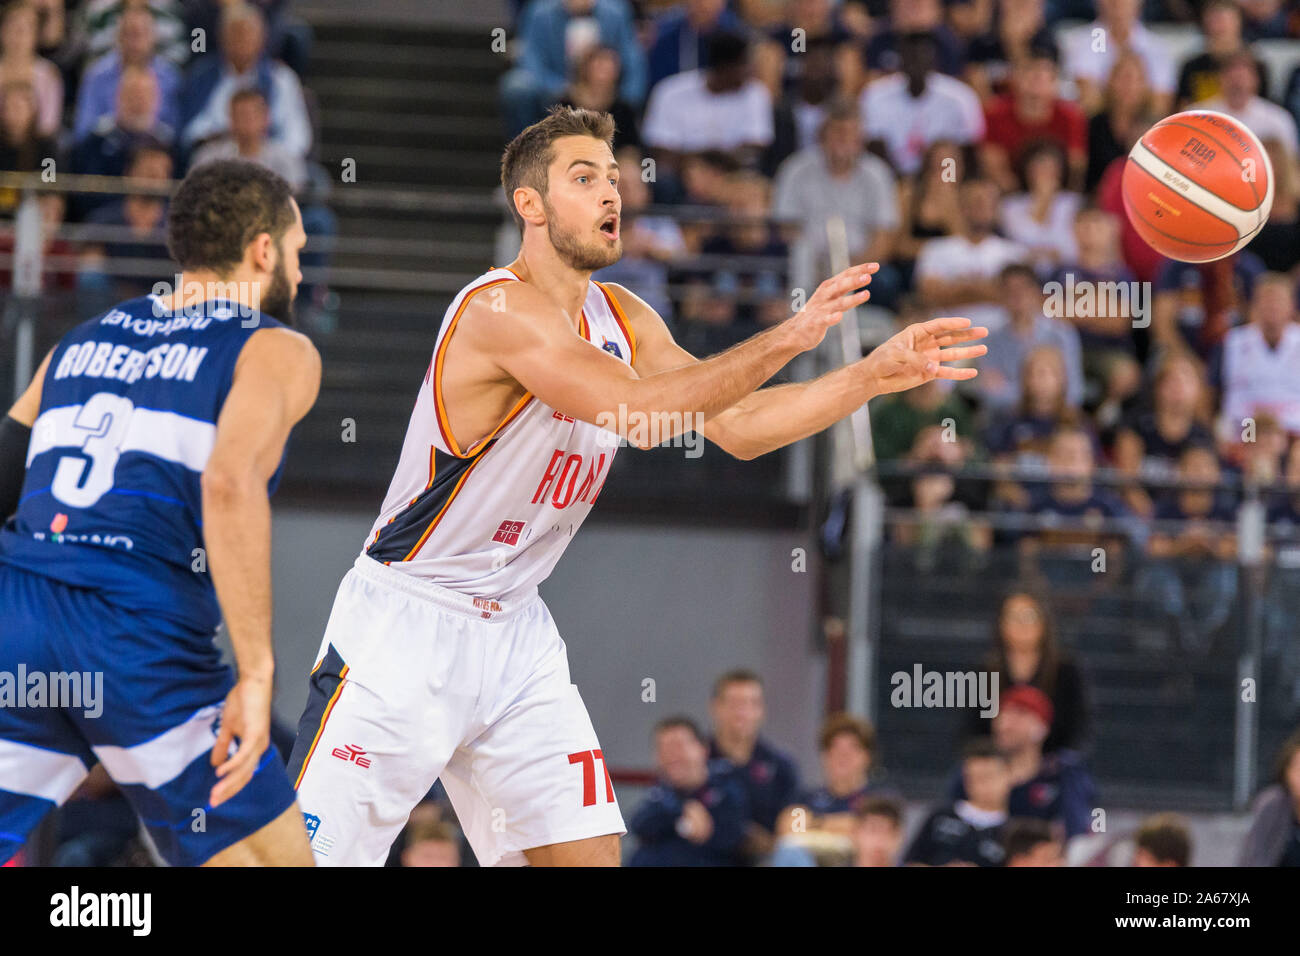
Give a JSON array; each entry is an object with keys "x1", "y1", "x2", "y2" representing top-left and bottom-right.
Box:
[
  {"x1": 513, "y1": 187, "x2": 546, "y2": 228},
  {"x1": 248, "y1": 231, "x2": 276, "y2": 273}
]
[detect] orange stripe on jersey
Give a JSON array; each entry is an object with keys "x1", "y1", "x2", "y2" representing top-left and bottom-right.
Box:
[
  {"x1": 402, "y1": 451, "x2": 489, "y2": 561},
  {"x1": 594, "y1": 281, "x2": 637, "y2": 366},
  {"x1": 293, "y1": 664, "x2": 349, "y2": 790},
  {"x1": 432, "y1": 276, "x2": 514, "y2": 459},
  {"x1": 463, "y1": 394, "x2": 536, "y2": 457}
]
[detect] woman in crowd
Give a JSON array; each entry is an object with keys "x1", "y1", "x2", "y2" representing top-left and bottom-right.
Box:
[
  {"x1": 0, "y1": 0, "x2": 62, "y2": 138},
  {"x1": 999, "y1": 139, "x2": 1082, "y2": 278},
  {"x1": 1239, "y1": 730, "x2": 1300, "y2": 866},
  {"x1": 1085, "y1": 50, "x2": 1158, "y2": 193},
  {"x1": 966, "y1": 589, "x2": 1091, "y2": 754},
  {"x1": 1111, "y1": 350, "x2": 1217, "y2": 517}
]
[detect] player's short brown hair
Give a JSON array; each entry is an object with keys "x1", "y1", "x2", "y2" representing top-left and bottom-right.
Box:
[
  {"x1": 1134, "y1": 813, "x2": 1191, "y2": 866},
  {"x1": 818, "y1": 712, "x2": 876, "y2": 755},
  {"x1": 167, "y1": 158, "x2": 295, "y2": 274},
  {"x1": 499, "y1": 106, "x2": 616, "y2": 232}
]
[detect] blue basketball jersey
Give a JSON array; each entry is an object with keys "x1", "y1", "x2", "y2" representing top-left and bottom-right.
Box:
[{"x1": 0, "y1": 296, "x2": 290, "y2": 635}]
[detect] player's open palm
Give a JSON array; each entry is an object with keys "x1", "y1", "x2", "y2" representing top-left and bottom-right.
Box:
[
  {"x1": 783, "y1": 263, "x2": 880, "y2": 352},
  {"x1": 210, "y1": 676, "x2": 274, "y2": 807},
  {"x1": 864, "y1": 316, "x2": 988, "y2": 397}
]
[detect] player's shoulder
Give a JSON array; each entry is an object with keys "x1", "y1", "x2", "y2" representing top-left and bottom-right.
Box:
[
  {"x1": 595, "y1": 281, "x2": 662, "y2": 335},
  {"x1": 236, "y1": 325, "x2": 321, "y2": 389},
  {"x1": 459, "y1": 271, "x2": 567, "y2": 336}
]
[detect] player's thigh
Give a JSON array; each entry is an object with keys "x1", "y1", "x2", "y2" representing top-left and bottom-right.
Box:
[
  {"x1": 201, "y1": 802, "x2": 314, "y2": 867},
  {"x1": 443, "y1": 646, "x2": 625, "y2": 866},
  {"x1": 0, "y1": 566, "x2": 98, "y2": 861},
  {"x1": 523, "y1": 833, "x2": 621, "y2": 867},
  {"x1": 287, "y1": 575, "x2": 479, "y2": 864},
  {"x1": 60, "y1": 608, "x2": 300, "y2": 866}
]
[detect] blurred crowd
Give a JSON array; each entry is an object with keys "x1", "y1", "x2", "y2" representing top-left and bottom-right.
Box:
[{"x1": 0, "y1": 0, "x2": 334, "y2": 311}]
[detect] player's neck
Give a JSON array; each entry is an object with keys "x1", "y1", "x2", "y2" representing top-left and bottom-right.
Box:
[
  {"x1": 508, "y1": 246, "x2": 591, "y2": 331},
  {"x1": 154, "y1": 268, "x2": 259, "y2": 314}
]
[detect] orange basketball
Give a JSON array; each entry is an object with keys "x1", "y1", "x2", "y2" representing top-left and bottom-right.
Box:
[{"x1": 1121, "y1": 110, "x2": 1273, "y2": 263}]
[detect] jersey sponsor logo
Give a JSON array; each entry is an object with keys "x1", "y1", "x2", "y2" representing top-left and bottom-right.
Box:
[
  {"x1": 330, "y1": 744, "x2": 371, "y2": 769},
  {"x1": 32, "y1": 528, "x2": 135, "y2": 549},
  {"x1": 303, "y1": 812, "x2": 321, "y2": 841},
  {"x1": 100, "y1": 306, "x2": 228, "y2": 337},
  {"x1": 601, "y1": 337, "x2": 623, "y2": 359},
  {"x1": 491, "y1": 520, "x2": 525, "y2": 546},
  {"x1": 531, "y1": 450, "x2": 609, "y2": 510},
  {"x1": 50, "y1": 513, "x2": 68, "y2": 533},
  {"x1": 53, "y1": 340, "x2": 209, "y2": 385}
]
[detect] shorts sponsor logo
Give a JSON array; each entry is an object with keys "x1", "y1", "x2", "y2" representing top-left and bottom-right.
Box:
[
  {"x1": 473, "y1": 596, "x2": 502, "y2": 619},
  {"x1": 331, "y1": 743, "x2": 371, "y2": 769}
]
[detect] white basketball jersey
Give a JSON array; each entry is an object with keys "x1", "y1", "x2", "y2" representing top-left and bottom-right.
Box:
[{"x1": 362, "y1": 267, "x2": 637, "y2": 606}]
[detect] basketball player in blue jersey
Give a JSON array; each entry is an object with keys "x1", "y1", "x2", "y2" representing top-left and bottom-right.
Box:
[
  {"x1": 0, "y1": 160, "x2": 319, "y2": 866},
  {"x1": 289, "y1": 107, "x2": 988, "y2": 868}
]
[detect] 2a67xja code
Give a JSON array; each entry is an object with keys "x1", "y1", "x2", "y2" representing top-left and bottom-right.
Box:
[{"x1": 1127, "y1": 892, "x2": 1251, "y2": 907}]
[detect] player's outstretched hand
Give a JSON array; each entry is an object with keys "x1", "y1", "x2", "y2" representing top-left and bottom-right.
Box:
[
  {"x1": 862, "y1": 316, "x2": 988, "y2": 397},
  {"x1": 209, "y1": 675, "x2": 274, "y2": 808},
  {"x1": 781, "y1": 262, "x2": 880, "y2": 352}
]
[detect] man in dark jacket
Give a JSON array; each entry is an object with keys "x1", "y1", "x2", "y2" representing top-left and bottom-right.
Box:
[
  {"x1": 707, "y1": 670, "x2": 800, "y2": 861},
  {"x1": 629, "y1": 716, "x2": 749, "y2": 867}
]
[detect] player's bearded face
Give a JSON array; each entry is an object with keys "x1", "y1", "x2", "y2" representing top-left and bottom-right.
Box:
[
  {"x1": 260, "y1": 237, "x2": 295, "y2": 325},
  {"x1": 542, "y1": 193, "x2": 621, "y2": 272}
]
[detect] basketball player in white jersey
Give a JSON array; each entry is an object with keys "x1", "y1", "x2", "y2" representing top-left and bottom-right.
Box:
[{"x1": 288, "y1": 107, "x2": 988, "y2": 867}]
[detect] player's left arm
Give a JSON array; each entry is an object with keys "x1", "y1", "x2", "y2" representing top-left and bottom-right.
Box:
[
  {"x1": 605, "y1": 283, "x2": 988, "y2": 460},
  {"x1": 0, "y1": 349, "x2": 53, "y2": 519}
]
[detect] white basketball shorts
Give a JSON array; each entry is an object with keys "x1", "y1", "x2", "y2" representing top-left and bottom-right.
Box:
[{"x1": 287, "y1": 555, "x2": 626, "y2": 866}]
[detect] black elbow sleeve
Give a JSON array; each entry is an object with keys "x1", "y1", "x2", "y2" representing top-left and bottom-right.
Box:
[{"x1": 0, "y1": 414, "x2": 32, "y2": 520}]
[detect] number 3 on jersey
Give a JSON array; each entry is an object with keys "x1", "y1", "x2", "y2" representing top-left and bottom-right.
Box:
[{"x1": 50, "y1": 392, "x2": 135, "y2": 508}]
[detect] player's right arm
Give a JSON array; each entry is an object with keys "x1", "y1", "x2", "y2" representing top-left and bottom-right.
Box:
[
  {"x1": 202, "y1": 327, "x2": 320, "y2": 806},
  {"x1": 463, "y1": 263, "x2": 878, "y2": 446}
]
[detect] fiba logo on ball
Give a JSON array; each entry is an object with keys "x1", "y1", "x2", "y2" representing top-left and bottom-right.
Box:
[{"x1": 1122, "y1": 110, "x2": 1274, "y2": 263}]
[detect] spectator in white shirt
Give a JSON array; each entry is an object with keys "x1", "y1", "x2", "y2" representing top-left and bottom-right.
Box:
[
  {"x1": 190, "y1": 88, "x2": 306, "y2": 194},
  {"x1": 180, "y1": 2, "x2": 311, "y2": 161},
  {"x1": 1217, "y1": 272, "x2": 1300, "y2": 440},
  {"x1": 1065, "y1": 0, "x2": 1175, "y2": 116},
  {"x1": 1195, "y1": 49, "x2": 1300, "y2": 163},
  {"x1": 642, "y1": 30, "x2": 773, "y2": 177},
  {"x1": 998, "y1": 140, "x2": 1082, "y2": 279},
  {"x1": 772, "y1": 99, "x2": 899, "y2": 297},
  {"x1": 860, "y1": 31, "x2": 984, "y2": 177},
  {"x1": 915, "y1": 177, "x2": 1027, "y2": 333}
]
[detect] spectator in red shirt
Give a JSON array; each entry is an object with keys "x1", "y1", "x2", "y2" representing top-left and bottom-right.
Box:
[{"x1": 980, "y1": 44, "x2": 1086, "y2": 194}]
